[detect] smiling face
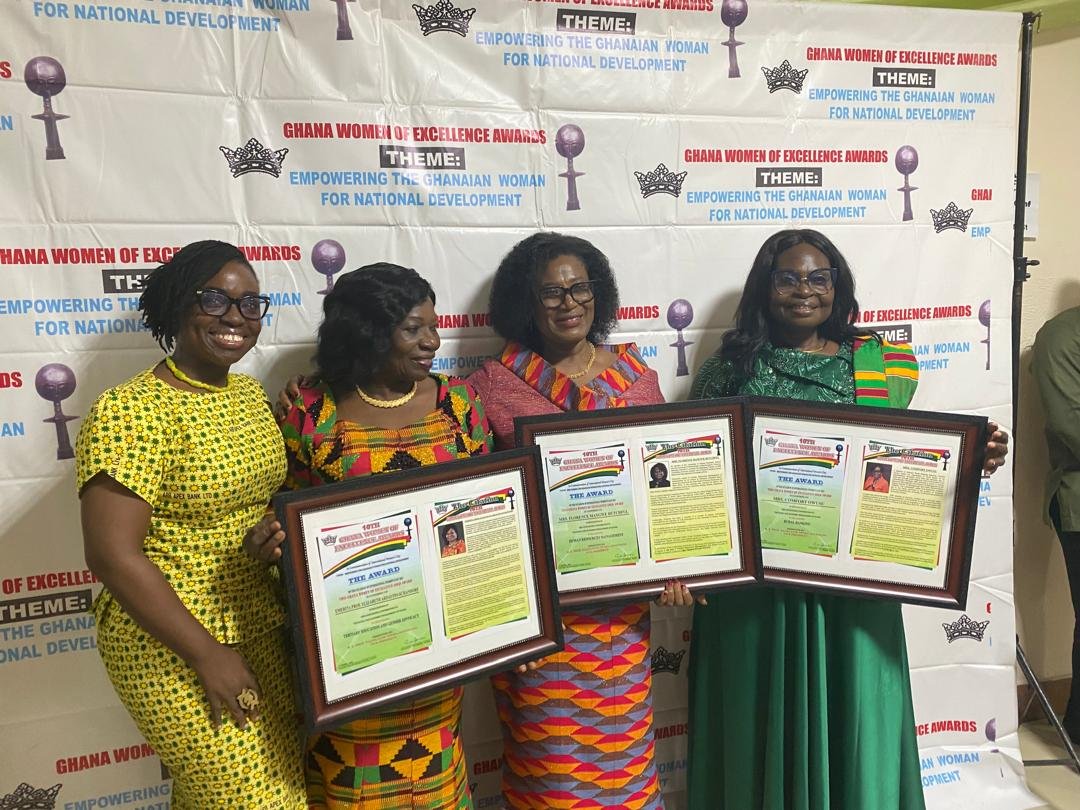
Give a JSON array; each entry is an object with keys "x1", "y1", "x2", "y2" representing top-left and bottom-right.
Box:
[
  {"x1": 533, "y1": 254, "x2": 594, "y2": 354},
  {"x1": 372, "y1": 298, "x2": 440, "y2": 386},
  {"x1": 172, "y1": 260, "x2": 261, "y2": 374},
  {"x1": 767, "y1": 243, "x2": 835, "y2": 339},
  {"x1": 444, "y1": 527, "x2": 458, "y2": 543},
  {"x1": 652, "y1": 465, "x2": 667, "y2": 482}
]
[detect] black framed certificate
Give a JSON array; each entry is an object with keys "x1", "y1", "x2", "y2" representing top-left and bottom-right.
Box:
[
  {"x1": 274, "y1": 448, "x2": 562, "y2": 731},
  {"x1": 747, "y1": 398, "x2": 987, "y2": 609},
  {"x1": 515, "y1": 400, "x2": 762, "y2": 607}
]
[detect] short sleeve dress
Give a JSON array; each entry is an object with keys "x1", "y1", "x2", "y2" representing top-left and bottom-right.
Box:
[
  {"x1": 281, "y1": 374, "x2": 492, "y2": 810},
  {"x1": 75, "y1": 368, "x2": 306, "y2": 810}
]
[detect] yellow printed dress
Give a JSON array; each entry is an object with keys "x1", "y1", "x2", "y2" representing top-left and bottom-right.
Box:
[
  {"x1": 281, "y1": 375, "x2": 493, "y2": 810},
  {"x1": 75, "y1": 368, "x2": 306, "y2": 810}
]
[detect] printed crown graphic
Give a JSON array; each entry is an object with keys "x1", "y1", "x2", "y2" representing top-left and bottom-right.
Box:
[
  {"x1": 761, "y1": 59, "x2": 809, "y2": 93},
  {"x1": 219, "y1": 138, "x2": 289, "y2": 178},
  {"x1": 930, "y1": 201, "x2": 974, "y2": 233},
  {"x1": 0, "y1": 783, "x2": 62, "y2": 810},
  {"x1": 651, "y1": 645, "x2": 687, "y2": 674},
  {"x1": 634, "y1": 163, "x2": 687, "y2": 198},
  {"x1": 413, "y1": 0, "x2": 475, "y2": 36},
  {"x1": 941, "y1": 613, "x2": 989, "y2": 643}
]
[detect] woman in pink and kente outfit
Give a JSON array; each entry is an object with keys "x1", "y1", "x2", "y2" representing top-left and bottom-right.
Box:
[{"x1": 469, "y1": 232, "x2": 695, "y2": 810}]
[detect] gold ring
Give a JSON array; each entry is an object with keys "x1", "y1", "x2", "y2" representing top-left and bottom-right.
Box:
[{"x1": 237, "y1": 688, "x2": 259, "y2": 712}]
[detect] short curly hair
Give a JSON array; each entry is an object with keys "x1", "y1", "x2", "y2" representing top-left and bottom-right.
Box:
[
  {"x1": 138, "y1": 240, "x2": 252, "y2": 351},
  {"x1": 488, "y1": 232, "x2": 619, "y2": 353},
  {"x1": 316, "y1": 263, "x2": 435, "y2": 388}
]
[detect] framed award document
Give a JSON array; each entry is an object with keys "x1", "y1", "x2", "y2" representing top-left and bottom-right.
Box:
[
  {"x1": 748, "y1": 398, "x2": 986, "y2": 609},
  {"x1": 274, "y1": 448, "x2": 562, "y2": 731},
  {"x1": 515, "y1": 400, "x2": 761, "y2": 607}
]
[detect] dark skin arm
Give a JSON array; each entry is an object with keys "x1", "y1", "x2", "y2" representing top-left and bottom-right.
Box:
[{"x1": 82, "y1": 473, "x2": 261, "y2": 729}]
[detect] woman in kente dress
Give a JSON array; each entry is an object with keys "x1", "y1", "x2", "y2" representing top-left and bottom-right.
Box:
[
  {"x1": 469, "y1": 232, "x2": 697, "y2": 810},
  {"x1": 246, "y1": 263, "x2": 492, "y2": 810},
  {"x1": 686, "y1": 228, "x2": 1009, "y2": 810}
]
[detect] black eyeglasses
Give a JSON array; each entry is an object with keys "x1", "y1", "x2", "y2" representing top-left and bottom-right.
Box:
[
  {"x1": 537, "y1": 281, "x2": 596, "y2": 309},
  {"x1": 771, "y1": 268, "x2": 837, "y2": 295},
  {"x1": 195, "y1": 288, "x2": 271, "y2": 320}
]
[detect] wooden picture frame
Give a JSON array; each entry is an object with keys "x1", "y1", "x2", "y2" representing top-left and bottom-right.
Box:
[
  {"x1": 515, "y1": 399, "x2": 762, "y2": 607},
  {"x1": 747, "y1": 397, "x2": 986, "y2": 609},
  {"x1": 275, "y1": 448, "x2": 562, "y2": 731}
]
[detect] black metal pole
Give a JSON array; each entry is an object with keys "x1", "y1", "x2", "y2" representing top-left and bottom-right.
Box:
[
  {"x1": 1009, "y1": 10, "x2": 1078, "y2": 767},
  {"x1": 1012, "y1": 12, "x2": 1038, "y2": 420}
]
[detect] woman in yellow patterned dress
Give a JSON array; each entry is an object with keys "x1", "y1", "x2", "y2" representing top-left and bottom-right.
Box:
[
  {"x1": 245, "y1": 263, "x2": 493, "y2": 809},
  {"x1": 76, "y1": 241, "x2": 306, "y2": 809}
]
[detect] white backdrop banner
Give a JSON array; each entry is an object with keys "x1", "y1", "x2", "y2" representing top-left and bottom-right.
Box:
[{"x1": 0, "y1": 1, "x2": 1033, "y2": 808}]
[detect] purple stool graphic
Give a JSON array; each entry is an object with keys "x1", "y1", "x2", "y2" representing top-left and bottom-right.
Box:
[
  {"x1": 25, "y1": 56, "x2": 69, "y2": 161},
  {"x1": 895, "y1": 145, "x2": 919, "y2": 222},
  {"x1": 556, "y1": 124, "x2": 585, "y2": 212},
  {"x1": 979, "y1": 299, "x2": 991, "y2": 371},
  {"x1": 667, "y1": 299, "x2": 695, "y2": 377},
  {"x1": 311, "y1": 239, "x2": 346, "y2": 295},
  {"x1": 333, "y1": 0, "x2": 356, "y2": 40},
  {"x1": 721, "y1": 0, "x2": 748, "y2": 79},
  {"x1": 36, "y1": 363, "x2": 77, "y2": 460}
]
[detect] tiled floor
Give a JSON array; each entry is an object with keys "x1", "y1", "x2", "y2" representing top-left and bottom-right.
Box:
[{"x1": 1020, "y1": 721, "x2": 1080, "y2": 809}]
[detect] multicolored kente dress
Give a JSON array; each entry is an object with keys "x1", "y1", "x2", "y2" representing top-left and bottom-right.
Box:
[
  {"x1": 469, "y1": 342, "x2": 666, "y2": 810},
  {"x1": 281, "y1": 374, "x2": 492, "y2": 810},
  {"x1": 687, "y1": 338, "x2": 926, "y2": 810},
  {"x1": 75, "y1": 369, "x2": 306, "y2": 810}
]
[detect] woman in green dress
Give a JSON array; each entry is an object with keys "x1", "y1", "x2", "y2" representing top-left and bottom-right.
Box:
[{"x1": 687, "y1": 228, "x2": 1008, "y2": 810}]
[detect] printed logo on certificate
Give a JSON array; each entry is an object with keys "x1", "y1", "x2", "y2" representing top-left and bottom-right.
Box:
[
  {"x1": 314, "y1": 508, "x2": 432, "y2": 675},
  {"x1": 642, "y1": 434, "x2": 731, "y2": 560},
  {"x1": 756, "y1": 430, "x2": 848, "y2": 555},
  {"x1": 431, "y1": 487, "x2": 532, "y2": 638}
]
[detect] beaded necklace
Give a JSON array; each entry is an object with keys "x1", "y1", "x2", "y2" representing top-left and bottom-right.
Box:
[{"x1": 164, "y1": 356, "x2": 229, "y2": 393}]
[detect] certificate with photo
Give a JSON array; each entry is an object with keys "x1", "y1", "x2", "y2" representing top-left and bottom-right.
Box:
[
  {"x1": 274, "y1": 448, "x2": 562, "y2": 731},
  {"x1": 748, "y1": 398, "x2": 986, "y2": 608},
  {"x1": 515, "y1": 400, "x2": 761, "y2": 607}
]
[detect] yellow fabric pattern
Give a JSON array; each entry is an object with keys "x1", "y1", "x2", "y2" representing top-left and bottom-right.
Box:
[
  {"x1": 76, "y1": 368, "x2": 288, "y2": 643},
  {"x1": 76, "y1": 367, "x2": 305, "y2": 809}
]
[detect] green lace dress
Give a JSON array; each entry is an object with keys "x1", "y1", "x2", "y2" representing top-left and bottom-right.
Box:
[{"x1": 687, "y1": 343, "x2": 925, "y2": 810}]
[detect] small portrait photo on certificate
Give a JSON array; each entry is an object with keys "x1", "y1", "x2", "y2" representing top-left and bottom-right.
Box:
[
  {"x1": 439, "y1": 521, "x2": 467, "y2": 557},
  {"x1": 862, "y1": 463, "x2": 893, "y2": 494},
  {"x1": 648, "y1": 462, "x2": 672, "y2": 489}
]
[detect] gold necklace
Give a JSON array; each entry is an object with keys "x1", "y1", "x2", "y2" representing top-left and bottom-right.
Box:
[
  {"x1": 165, "y1": 356, "x2": 229, "y2": 392},
  {"x1": 799, "y1": 340, "x2": 830, "y2": 355},
  {"x1": 356, "y1": 381, "x2": 418, "y2": 409},
  {"x1": 565, "y1": 343, "x2": 597, "y2": 380}
]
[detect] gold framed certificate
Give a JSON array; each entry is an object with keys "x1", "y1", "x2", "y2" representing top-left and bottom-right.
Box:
[
  {"x1": 748, "y1": 398, "x2": 986, "y2": 609},
  {"x1": 274, "y1": 448, "x2": 562, "y2": 731},
  {"x1": 515, "y1": 400, "x2": 761, "y2": 607}
]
